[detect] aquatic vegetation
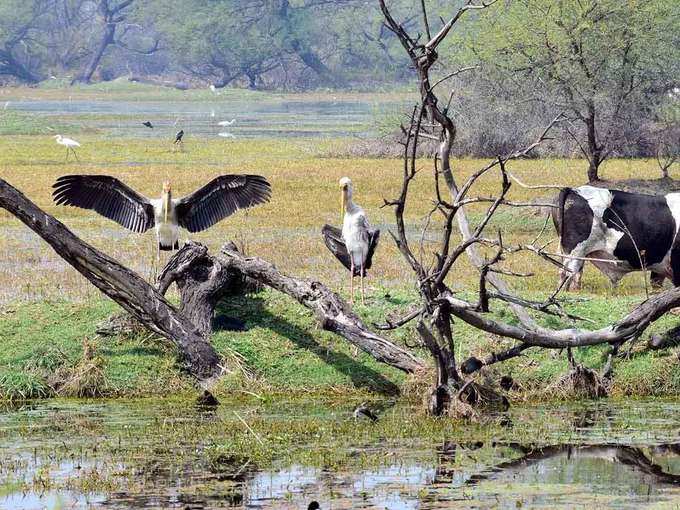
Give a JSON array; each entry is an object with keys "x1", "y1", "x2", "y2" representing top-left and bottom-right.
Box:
[{"x1": 0, "y1": 398, "x2": 677, "y2": 508}]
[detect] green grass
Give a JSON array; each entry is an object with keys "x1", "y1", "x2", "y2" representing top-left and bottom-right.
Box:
[
  {"x1": 0, "y1": 288, "x2": 677, "y2": 401},
  {"x1": 0, "y1": 111, "x2": 86, "y2": 136}
]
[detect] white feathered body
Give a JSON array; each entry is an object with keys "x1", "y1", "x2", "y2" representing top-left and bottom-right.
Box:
[
  {"x1": 56, "y1": 136, "x2": 80, "y2": 148},
  {"x1": 342, "y1": 203, "x2": 370, "y2": 268},
  {"x1": 150, "y1": 196, "x2": 180, "y2": 250}
]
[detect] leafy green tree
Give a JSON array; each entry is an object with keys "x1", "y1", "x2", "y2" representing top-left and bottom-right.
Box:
[
  {"x1": 0, "y1": 0, "x2": 50, "y2": 83},
  {"x1": 472, "y1": 0, "x2": 679, "y2": 181},
  {"x1": 152, "y1": 0, "x2": 288, "y2": 88}
]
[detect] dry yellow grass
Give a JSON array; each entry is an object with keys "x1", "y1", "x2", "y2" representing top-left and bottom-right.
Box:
[{"x1": 0, "y1": 134, "x2": 663, "y2": 305}]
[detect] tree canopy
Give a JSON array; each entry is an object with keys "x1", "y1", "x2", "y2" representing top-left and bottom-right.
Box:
[{"x1": 467, "y1": 0, "x2": 679, "y2": 180}]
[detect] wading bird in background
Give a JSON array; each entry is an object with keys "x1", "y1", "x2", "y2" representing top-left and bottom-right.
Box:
[
  {"x1": 218, "y1": 119, "x2": 236, "y2": 126},
  {"x1": 142, "y1": 121, "x2": 153, "y2": 129},
  {"x1": 322, "y1": 177, "x2": 379, "y2": 305},
  {"x1": 218, "y1": 132, "x2": 236, "y2": 138},
  {"x1": 54, "y1": 135, "x2": 81, "y2": 161},
  {"x1": 173, "y1": 129, "x2": 184, "y2": 150},
  {"x1": 52, "y1": 174, "x2": 272, "y2": 261}
]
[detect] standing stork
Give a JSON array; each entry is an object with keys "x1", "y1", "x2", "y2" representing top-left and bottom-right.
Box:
[
  {"x1": 52, "y1": 174, "x2": 271, "y2": 261},
  {"x1": 54, "y1": 135, "x2": 80, "y2": 161},
  {"x1": 322, "y1": 177, "x2": 379, "y2": 305}
]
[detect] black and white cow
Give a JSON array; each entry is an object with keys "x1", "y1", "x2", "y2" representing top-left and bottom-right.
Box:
[{"x1": 552, "y1": 186, "x2": 680, "y2": 290}]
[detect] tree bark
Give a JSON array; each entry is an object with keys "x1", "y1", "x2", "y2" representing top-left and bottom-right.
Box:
[
  {"x1": 157, "y1": 242, "x2": 259, "y2": 336},
  {"x1": 586, "y1": 107, "x2": 602, "y2": 182},
  {"x1": 0, "y1": 178, "x2": 222, "y2": 382}
]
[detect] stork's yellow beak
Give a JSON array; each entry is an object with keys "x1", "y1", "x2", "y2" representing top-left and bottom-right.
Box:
[{"x1": 340, "y1": 189, "x2": 346, "y2": 221}]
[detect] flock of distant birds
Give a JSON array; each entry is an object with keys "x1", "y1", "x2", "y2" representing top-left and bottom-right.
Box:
[
  {"x1": 49, "y1": 119, "x2": 380, "y2": 305},
  {"x1": 53, "y1": 116, "x2": 238, "y2": 161}
]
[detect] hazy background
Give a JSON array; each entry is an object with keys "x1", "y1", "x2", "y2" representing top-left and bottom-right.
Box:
[{"x1": 1, "y1": 0, "x2": 677, "y2": 165}]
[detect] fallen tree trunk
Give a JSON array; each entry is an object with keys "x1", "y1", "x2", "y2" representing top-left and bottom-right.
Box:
[
  {"x1": 156, "y1": 241, "x2": 426, "y2": 374},
  {"x1": 217, "y1": 244, "x2": 426, "y2": 373},
  {"x1": 0, "y1": 178, "x2": 222, "y2": 382}
]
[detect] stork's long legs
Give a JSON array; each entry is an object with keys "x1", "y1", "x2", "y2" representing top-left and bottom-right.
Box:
[
  {"x1": 65, "y1": 147, "x2": 69, "y2": 161},
  {"x1": 349, "y1": 260, "x2": 355, "y2": 304},
  {"x1": 360, "y1": 261, "x2": 365, "y2": 306},
  {"x1": 71, "y1": 148, "x2": 79, "y2": 161}
]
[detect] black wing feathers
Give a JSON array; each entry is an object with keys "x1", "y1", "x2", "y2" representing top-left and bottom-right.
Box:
[
  {"x1": 321, "y1": 224, "x2": 380, "y2": 276},
  {"x1": 175, "y1": 174, "x2": 271, "y2": 233},
  {"x1": 52, "y1": 175, "x2": 154, "y2": 233}
]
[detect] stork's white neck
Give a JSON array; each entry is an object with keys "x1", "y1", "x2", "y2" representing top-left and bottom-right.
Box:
[
  {"x1": 161, "y1": 190, "x2": 172, "y2": 222},
  {"x1": 343, "y1": 187, "x2": 358, "y2": 213}
]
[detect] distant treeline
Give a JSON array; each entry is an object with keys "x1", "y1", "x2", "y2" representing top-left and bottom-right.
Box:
[{"x1": 1, "y1": 1, "x2": 678, "y2": 172}]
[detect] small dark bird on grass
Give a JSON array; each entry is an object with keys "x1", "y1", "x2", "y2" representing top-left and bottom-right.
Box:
[
  {"x1": 142, "y1": 121, "x2": 153, "y2": 129},
  {"x1": 308, "y1": 502, "x2": 320, "y2": 510},
  {"x1": 196, "y1": 389, "x2": 219, "y2": 406},
  {"x1": 174, "y1": 129, "x2": 184, "y2": 145},
  {"x1": 460, "y1": 356, "x2": 483, "y2": 374},
  {"x1": 353, "y1": 402, "x2": 378, "y2": 422},
  {"x1": 500, "y1": 375, "x2": 514, "y2": 391}
]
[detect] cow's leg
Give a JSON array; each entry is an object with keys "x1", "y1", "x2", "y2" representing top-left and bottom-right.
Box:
[
  {"x1": 670, "y1": 246, "x2": 680, "y2": 287},
  {"x1": 561, "y1": 253, "x2": 585, "y2": 292}
]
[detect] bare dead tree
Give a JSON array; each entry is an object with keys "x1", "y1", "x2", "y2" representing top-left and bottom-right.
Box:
[{"x1": 378, "y1": 0, "x2": 680, "y2": 415}]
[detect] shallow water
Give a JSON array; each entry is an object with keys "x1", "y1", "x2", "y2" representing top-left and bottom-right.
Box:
[
  {"x1": 9, "y1": 98, "x2": 389, "y2": 139},
  {"x1": 0, "y1": 398, "x2": 678, "y2": 509}
]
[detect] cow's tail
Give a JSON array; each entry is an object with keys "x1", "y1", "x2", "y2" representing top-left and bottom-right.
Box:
[{"x1": 553, "y1": 187, "x2": 572, "y2": 243}]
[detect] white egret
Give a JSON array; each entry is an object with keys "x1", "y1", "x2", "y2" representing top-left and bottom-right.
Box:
[
  {"x1": 218, "y1": 132, "x2": 236, "y2": 138},
  {"x1": 218, "y1": 119, "x2": 236, "y2": 126},
  {"x1": 322, "y1": 177, "x2": 379, "y2": 305},
  {"x1": 54, "y1": 135, "x2": 81, "y2": 161},
  {"x1": 52, "y1": 174, "x2": 272, "y2": 261}
]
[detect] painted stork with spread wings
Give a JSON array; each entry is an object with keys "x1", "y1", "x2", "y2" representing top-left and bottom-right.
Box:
[
  {"x1": 322, "y1": 177, "x2": 379, "y2": 305},
  {"x1": 52, "y1": 174, "x2": 271, "y2": 260}
]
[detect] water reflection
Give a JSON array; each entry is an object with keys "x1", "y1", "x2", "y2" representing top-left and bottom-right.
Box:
[{"x1": 0, "y1": 399, "x2": 677, "y2": 509}]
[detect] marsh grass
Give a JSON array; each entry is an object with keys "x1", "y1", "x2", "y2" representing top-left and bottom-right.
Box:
[{"x1": 56, "y1": 338, "x2": 108, "y2": 398}]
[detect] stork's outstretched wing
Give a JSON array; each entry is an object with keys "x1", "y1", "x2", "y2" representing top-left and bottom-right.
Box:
[
  {"x1": 175, "y1": 174, "x2": 271, "y2": 233},
  {"x1": 321, "y1": 224, "x2": 380, "y2": 276},
  {"x1": 52, "y1": 175, "x2": 155, "y2": 233}
]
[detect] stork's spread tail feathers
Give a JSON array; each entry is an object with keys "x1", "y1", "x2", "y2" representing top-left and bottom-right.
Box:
[{"x1": 321, "y1": 225, "x2": 380, "y2": 276}]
